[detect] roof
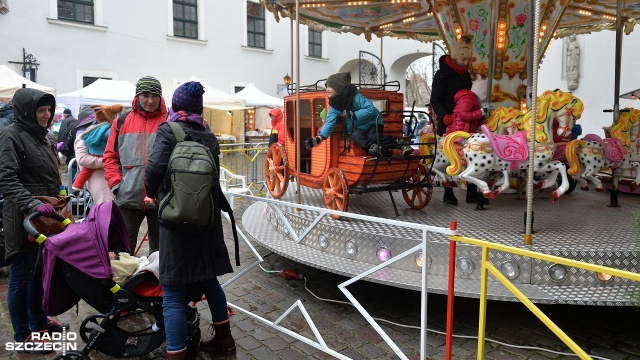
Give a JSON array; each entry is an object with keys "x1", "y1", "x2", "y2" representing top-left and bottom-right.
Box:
[
  {"x1": 0, "y1": 64, "x2": 56, "y2": 98},
  {"x1": 235, "y1": 83, "x2": 284, "y2": 108}
]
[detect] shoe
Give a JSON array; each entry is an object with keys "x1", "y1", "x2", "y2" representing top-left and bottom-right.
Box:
[
  {"x1": 18, "y1": 331, "x2": 54, "y2": 355},
  {"x1": 396, "y1": 138, "x2": 414, "y2": 156},
  {"x1": 165, "y1": 347, "x2": 187, "y2": 360},
  {"x1": 369, "y1": 144, "x2": 392, "y2": 157},
  {"x1": 466, "y1": 197, "x2": 489, "y2": 205},
  {"x1": 443, "y1": 194, "x2": 458, "y2": 205},
  {"x1": 201, "y1": 321, "x2": 236, "y2": 355},
  {"x1": 39, "y1": 318, "x2": 69, "y2": 334}
]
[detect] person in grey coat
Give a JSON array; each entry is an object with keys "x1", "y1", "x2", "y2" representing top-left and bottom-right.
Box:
[
  {"x1": 145, "y1": 81, "x2": 235, "y2": 359},
  {"x1": 0, "y1": 88, "x2": 67, "y2": 353}
]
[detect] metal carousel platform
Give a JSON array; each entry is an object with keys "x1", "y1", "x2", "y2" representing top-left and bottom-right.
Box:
[{"x1": 242, "y1": 183, "x2": 640, "y2": 305}]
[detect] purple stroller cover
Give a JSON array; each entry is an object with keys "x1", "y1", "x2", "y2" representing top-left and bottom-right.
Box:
[{"x1": 41, "y1": 200, "x2": 130, "y2": 316}]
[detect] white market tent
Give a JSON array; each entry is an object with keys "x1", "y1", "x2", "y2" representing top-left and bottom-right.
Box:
[
  {"x1": 235, "y1": 83, "x2": 283, "y2": 108},
  {"x1": 0, "y1": 64, "x2": 56, "y2": 99},
  {"x1": 164, "y1": 77, "x2": 247, "y2": 142},
  {"x1": 235, "y1": 83, "x2": 284, "y2": 133},
  {"x1": 56, "y1": 79, "x2": 135, "y2": 116}
]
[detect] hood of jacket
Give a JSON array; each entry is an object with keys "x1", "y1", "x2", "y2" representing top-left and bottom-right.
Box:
[
  {"x1": 269, "y1": 107, "x2": 283, "y2": 127},
  {"x1": 12, "y1": 88, "x2": 56, "y2": 139},
  {"x1": 454, "y1": 89, "x2": 479, "y2": 104}
]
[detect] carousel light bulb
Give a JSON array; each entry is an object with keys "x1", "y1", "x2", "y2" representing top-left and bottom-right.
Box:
[
  {"x1": 549, "y1": 264, "x2": 568, "y2": 282},
  {"x1": 376, "y1": 247, "x2": 391, "y2": 262},
  {"x1": 456, "y1": 257, "x2": 475, "y2": 276}
]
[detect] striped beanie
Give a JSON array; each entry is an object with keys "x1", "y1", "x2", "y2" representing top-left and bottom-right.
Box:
[
  {"x1": 135, "y1": 76, "x2": 162, "y2": 96},
  {"x1": 172, "y1": 81, "x2": 205, "y2": 114}
]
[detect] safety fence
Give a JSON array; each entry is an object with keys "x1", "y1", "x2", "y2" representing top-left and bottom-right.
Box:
[
  {"x1": 219, "y1": 142, "x2": 269, "y2": 196},
  {"x1": 221, "y1": 192, "x2": 640, "y2": 360}
]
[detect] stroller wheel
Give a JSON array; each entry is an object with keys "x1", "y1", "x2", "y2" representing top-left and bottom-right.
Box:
[
  {"x1": 79, "y1": 314, "x2": 105, "y2": 343},
  {"x1": 54, "y1": 350, "x2": 90, "y2": 360}
]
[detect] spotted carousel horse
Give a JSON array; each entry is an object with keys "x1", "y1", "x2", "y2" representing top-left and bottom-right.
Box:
[
  {"x1": 418, "y1": 106, "x2": 523, "y2": 187},
  {"x1": 564, "y1": 107, "x2": 640, "y2": 195},
  {"x1": 442, "y1": 89, "x2": 584, "y2": 201}
]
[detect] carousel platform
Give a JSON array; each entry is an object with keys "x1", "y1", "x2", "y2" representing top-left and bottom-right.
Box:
[{"x1": 242, "y1": 183, "x2": 640, "y2": 305}]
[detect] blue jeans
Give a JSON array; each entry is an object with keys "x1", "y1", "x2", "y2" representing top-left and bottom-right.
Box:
[
  {"x1": 163, "y1": 278, "x2": 229, "y2": 351},
  {"x1": 8, "y1": 249, "x2": 49, "y2": 342}
]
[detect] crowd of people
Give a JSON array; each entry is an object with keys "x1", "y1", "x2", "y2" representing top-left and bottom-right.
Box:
[{"x1": 0, "y1": 34, "x2": 487, "y2": 358}]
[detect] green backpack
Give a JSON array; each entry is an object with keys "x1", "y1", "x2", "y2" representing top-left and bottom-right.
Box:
[{"x1": 158, "y1": 122, "x2": 219, "y2": 228}]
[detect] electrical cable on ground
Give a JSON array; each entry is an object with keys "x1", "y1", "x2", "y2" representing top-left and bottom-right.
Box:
[{"x1": 258, "y1": 264, "x2": 612, "y2": 360}]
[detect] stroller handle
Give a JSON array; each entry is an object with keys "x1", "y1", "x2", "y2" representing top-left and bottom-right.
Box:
[{"x1": 23, "y1": 212, "x2": 71, "y2": 244}]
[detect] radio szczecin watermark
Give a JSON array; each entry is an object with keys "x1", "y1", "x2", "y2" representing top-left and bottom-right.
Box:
[{"x1": 5, "y1": 329, "x2": 78, "y2": 354}]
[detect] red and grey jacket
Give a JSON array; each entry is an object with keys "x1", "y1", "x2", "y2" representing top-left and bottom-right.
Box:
[{"x1": 103, "y1": 97, "x2": 168, "y2": 210}]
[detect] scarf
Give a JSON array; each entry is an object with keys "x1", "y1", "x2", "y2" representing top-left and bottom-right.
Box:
[
  {"x1": 329, "y1": 84, "x2": 357, "y2": 112},
  {"x1": 167, "y1": 108, "x2": 205, "y2": 127},
  {"x1": 445, "y1": 55, "x2": 469, "y2": 75}
]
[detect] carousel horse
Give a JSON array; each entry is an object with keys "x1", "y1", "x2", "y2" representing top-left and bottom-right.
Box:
[
  {"x1": 418, "y1": 106, "x2": 523, "y2": 187},
  {"x1": 443, "y1": 89, "x2": 584, "y2": 201},
  {"x1": 565, "y1": 107, "x2": 640, "y2": 193}
]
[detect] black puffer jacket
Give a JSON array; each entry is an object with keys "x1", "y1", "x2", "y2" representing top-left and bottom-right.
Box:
[
  {"x1": 430, "y1": 55, "x2": 473, "y2": 136},
  {"x1": 145, "y1": 121, "x2": 233, "y2": 286},
  {"x1": 0, "y1": 88, "x2": 61, "y2": 262}
]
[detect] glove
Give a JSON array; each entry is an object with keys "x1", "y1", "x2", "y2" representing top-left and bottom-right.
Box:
[
  {"x1": 443, "y1": 115, "x2": 453, "y2": 126},
  {"x1": 35, "y1": 204, "x2": 56, "y2": 217},
  {"x1": 57, "y1": 142, "x2": 64, "y2": 151},
  {"x1": 481, "y1": 106, "x2": 490, "y2": 119},
  {"x1": 304, "y1": 136, "x2": 323, "y2": 150}
]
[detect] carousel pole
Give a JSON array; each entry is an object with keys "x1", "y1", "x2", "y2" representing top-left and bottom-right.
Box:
[
  {"x1": 609, "y1": 0, "x2": 623, "y2": 207},
  {"x1": 484, "y1": 0, "x2": 499, "y2": 107},
  {"x1": 524, "y1": 0, "x2": 542, "y2": 245},
  {"x1": 295, "y1": 0, "x2": 301, "y2": 205}
]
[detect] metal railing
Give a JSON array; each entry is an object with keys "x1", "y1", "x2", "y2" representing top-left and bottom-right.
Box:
[{"x1": 219, "y1": 142, "x2": 269, "y2": 196}]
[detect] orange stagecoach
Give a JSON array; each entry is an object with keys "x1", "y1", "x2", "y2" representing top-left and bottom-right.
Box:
[{"x1": 264, "y1": 81, "x2": 436, "y2": 216}]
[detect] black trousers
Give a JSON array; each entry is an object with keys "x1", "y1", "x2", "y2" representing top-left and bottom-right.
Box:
[{"x1": 352, "y1": 125, "x2": 399, "y2": 154}]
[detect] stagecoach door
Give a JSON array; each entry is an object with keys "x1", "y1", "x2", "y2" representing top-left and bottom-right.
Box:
[{"x1": 285, "y1": 99, "x2": 326, "y2": 175}]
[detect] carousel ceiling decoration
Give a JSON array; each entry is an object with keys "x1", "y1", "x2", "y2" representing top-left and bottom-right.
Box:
[{"x1": 262, "y1": 0, "x2": 639, "y2": 107}]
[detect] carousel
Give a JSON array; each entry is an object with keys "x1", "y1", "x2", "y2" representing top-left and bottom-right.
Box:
[{"x1": 242, "y1": 0, "x2": 640, "y2": 305}]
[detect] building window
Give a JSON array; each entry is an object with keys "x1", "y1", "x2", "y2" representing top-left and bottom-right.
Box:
[
  {"x1": 173, "y1": 0, "x2": 198, "y2": 39},
  {"x1": 82, "y1": 76, "x2": 110, "y2": 88},
  {"x1": 247, "y1": 1, "x2": 265, "y2": 48},
  {"x1": 57, "y1": 0, "x2": 94, "y2": 24},
  {"x1": 309, "y1": 29, "x2": 322, "y2": 58}
]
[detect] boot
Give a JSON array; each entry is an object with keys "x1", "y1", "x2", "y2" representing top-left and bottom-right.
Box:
[
  {"x1": 442, "y1": 186, "x2": 458, "y2": 205},
  {"x1": 166, "y1": 347, "x2": 187, "y2": 360},
  {"x1": 369, "y1": 144, "x2": 392, "y2": 157},
  {"x1": 466, "y1": 183, "x2": 479, "y2": 204},
  {"x1": 201, "y1": 321, "x2": 236, "y2": 355},
  {"x1": 396, "y1": 138, "x2": 414, "y2": 156}
]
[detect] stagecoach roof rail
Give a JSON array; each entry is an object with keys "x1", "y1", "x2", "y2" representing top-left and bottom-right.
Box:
[{"x1": 286, "y1": 80, "x2": 401, "y2": 94}]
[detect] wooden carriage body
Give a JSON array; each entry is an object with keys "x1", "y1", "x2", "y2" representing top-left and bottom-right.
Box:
[{"x1": 282, "y1": 89, "x2": 421, "y2": 190}]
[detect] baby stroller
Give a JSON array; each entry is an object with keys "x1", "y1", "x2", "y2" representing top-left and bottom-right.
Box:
[{"x1": 24, "y1": 200, "x2": 201, "y2": 360}]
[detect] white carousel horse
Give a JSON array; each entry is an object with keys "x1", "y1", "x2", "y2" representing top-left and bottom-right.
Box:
[
  {"x1": 419, "y1": 106, "x2": 523, "y2": 187},
  {"x1": 442, "y1": 89, "x2": 585, "y2": 201},
  {"x1": 565, "y1": 107, "x2": 640, "y2": 192}
]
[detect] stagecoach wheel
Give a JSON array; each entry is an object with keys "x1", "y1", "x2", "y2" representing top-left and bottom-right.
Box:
[
  {"x1": 402, "y1": 164, "x2": 433, "y2": 209},
  {"x1": 265, "y1": 144, "x2": 289, "y2": 198},
  {"x1": 323, "y1": 168, "x2": 349, "y2": 219},
  {"x1": 54, "y1": 351, "x2": 90, "y2": 360},
  {"x1": 79, "y1": 314, "x2": 105, "y2": 343}
]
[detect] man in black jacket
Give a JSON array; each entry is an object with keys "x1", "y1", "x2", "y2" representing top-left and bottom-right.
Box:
[{"x1": 57, "y1": 108, "x2": 77, "y2": 164}]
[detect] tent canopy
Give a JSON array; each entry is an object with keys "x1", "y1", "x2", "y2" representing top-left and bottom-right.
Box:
[
  {"x1": 56, "y1": 79, "x2": 135, "y2": 116},
  {"x1": 0, "y1": 64, "x2": 56, "y2": 99},
  {"x1": 164, "y1": 76, "x2": 246, "y2": 111},
  {"x1": 235, "y1": 83, "x2": 283, "y2": 108}
]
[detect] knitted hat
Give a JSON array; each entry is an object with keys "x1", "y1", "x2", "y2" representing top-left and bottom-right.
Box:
[
  {"x1": 450, "y1": 35, "x2": 473, "y2": 60},
  {"x1": 77, "y1": 107, "x2": 96, "y2": 125},
  {"x1": 326, "y1": 72, "x2": 351, "y2": 94},
  {"x1": 172, "y1": 81, "x2": 205, "y2": 114},
  {"x1": 63, "y1": 108, "x2": 72, "y2": 115},
  {"x1": 135, "y1": 76, "x2": 162, "y2": 96},
  {"x1": 92, "y1": 104, "x2": 124, "y2": 123}
]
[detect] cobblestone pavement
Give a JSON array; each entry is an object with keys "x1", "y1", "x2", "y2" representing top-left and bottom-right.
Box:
[{"x1": 1, "y1": 175, "x2": 640, "y2": 359}]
